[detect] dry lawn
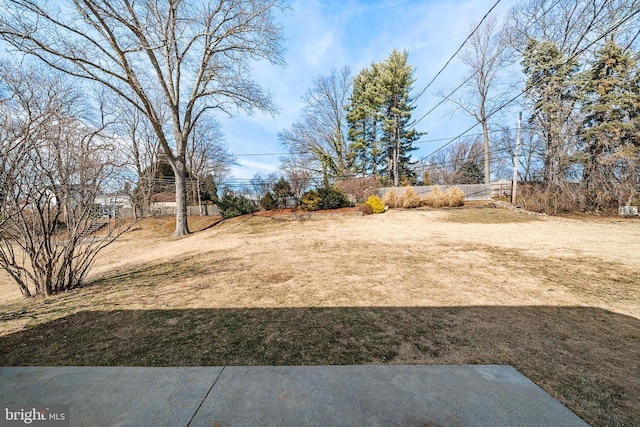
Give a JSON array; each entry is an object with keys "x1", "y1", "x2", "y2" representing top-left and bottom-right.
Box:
[{"x1": 1, "y1": 206, "x2": 639, "y2": 426}]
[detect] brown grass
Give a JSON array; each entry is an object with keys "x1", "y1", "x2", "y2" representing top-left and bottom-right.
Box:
[
  {"x1": 422, "y1": 186, "x2": 447, "y2": 207},
  {"x1": 422, "y1": 186, "x2": 465, "y2": 208},
  {"x1": 443, "y1": 207, "x2": 541, "y2": 224},
  {"x1": 1, "y1": 208, "x2": 639, "y2": 426},
  {"x1": 382, "y1": 189, "x2": 399, "y2": 208},
  {"x1": 399, "y1": 187, "x2": 421, "y2": 208},
  {"x1": 446, "y1": 186, "x2": 464, "y2": 207}
]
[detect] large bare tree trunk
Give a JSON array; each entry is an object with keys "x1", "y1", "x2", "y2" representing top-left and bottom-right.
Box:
[
  {"x1": 1, "y1": 0, "x2": 285, "y2": 238},
  {"x1": 172, "y1": 157, "x2": 190, "y2": 237}
]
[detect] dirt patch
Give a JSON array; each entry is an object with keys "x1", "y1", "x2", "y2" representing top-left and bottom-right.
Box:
[{"x1": 1, "y1": 208, "x2": 639, "y2": 426}]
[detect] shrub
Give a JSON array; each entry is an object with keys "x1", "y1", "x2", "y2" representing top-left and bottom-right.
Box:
[
  {"x1": 260, "y1": 192, "x2": 276, "y2": 210},
  {"x1": 360, "y1": 203, "x2": 374, "y2": 215},
  {"x1": 446, "y1": 186, "x2": 464, "y2": 207},
  {"x1": 364, "y1": 195, "x2": 385, "y2": 214},
  {"x1": 399, "y1": 186, "x2": 421, "y2": 208},
  {"x1": 317, "y1": 185, "x2": 354, "y2": 210},
  {"x1": 335, "y1": 177, "x2": 379, "y2": 203},
  {"x1": 421, "y1": 171, "x2": 432, "y2": 186},
  {"x1": 516, "y1": 182, "x2": 588, "y2": 215},
  {"x1": 273, "y1": 177, "x2": 293, "y2": 208},
  {"x1": 400, "y1": 174, "x2": 416, "y2": 187},
  {"x1": 382, "y1": 189, "x2": 399, "y2": 208},
  {"x1": 422, "y1": 186, "x2": 465, "y2": 208},
  {"x1": 300, "y1": 190, "x2": 321, "y2": 211},
  {"x1": 422, "y1": 186, "x2": 446, "y2": 208},
  {"x1": 218, "y1": 191, "x2": 256, "y2": 218}
]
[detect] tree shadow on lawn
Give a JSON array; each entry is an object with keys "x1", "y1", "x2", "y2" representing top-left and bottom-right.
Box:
[{"x1": 1, "y1": 306, "x2": 638, "y2": 426}]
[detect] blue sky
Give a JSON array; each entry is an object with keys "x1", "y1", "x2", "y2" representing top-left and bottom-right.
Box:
[{"x1": 222, "y1": 0, "x2": 520, "y2": 182}]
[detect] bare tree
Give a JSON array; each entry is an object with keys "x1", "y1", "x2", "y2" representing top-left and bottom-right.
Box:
[
  {"x1": 280, "y1": 154, "x2": 314, "y2": 201},
  {"x1": 186, "y1": 116, "x2": 236, "y2": 187},
  {"x1": 0, "y1": 63, "x2": 128, "y2": 297},
  {"x1": 447, "y1": 17, "x2": 508, "y2": 184},
  {"x1": 0, "y1": 0, "x2": 285, "y2": 236},
  {"x1": 104, "y1": 94, "x2": 163, "y2": 218},
  {"x1": 492, "y1": 124, "x2": 544, "y2": 181},
  {"x1": 250, "y1": 172, "x2": 279, "y2": 201},
  {"x1": 279, "y1": 66, "x2": 353, "y2": 184},
  {"x1": 507, "y1": 0, "x2": 640, "y2": 56},
  {"x1": 420, "y1": 138, "x2": 483, "y2": 185}
]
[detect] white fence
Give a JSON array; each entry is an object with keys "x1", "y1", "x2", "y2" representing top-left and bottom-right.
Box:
[
  {"x1": 148, "y1": 204, "x2": 221, "y2": 217},
  {"x1": 378, "y1": 184, "x2": 492, "y2": 201}
]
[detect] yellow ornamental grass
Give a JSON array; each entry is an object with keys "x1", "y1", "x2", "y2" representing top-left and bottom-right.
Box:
[
  {"x1": 365, "y1": 195, "x2": 385, "y2": 214},
  {"x1": 422, "y1": 186, "x2": 445, "y2": 207},
  {"x1": 422, "y1": 186, "x2": 465, "y2": 207},
  {"x1": 399, "y1": 187, "x2": 421, "y2": 208},
  {"x1": 382, "y1": 189, "x2": 399, "y2": 208},
  {"x1": 446, "y1": 186, "x2": 464, "y2": 207}
]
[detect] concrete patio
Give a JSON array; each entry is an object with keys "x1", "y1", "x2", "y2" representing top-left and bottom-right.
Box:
[{"x1": 0, "y1": 365, "x2": 589, "y2": 426}]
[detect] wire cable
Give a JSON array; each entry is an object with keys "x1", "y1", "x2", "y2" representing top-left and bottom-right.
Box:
[
  {"x1": 412, "y1": 0, "x2": 503, "y2": 104},
  {"x1": 421, "y1": 5, "x2": 640, "y2": 160}
]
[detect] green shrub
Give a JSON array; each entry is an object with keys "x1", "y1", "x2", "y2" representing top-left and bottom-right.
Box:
[
  {"x1": 317, "y1": 185, "x2": 354, "y2": 210},
  {"x1": 365, "y1": 195, "x2": 385, "y2": 214},
  {"x1": 300, "y1": 190, "x2": 321, "y2": 211},
  {"x1": 218, "y1": 191, "x2": 256, "y2": 218},
  {"x1": 260, "y1": 192, "x2": 276, "y2": 210}
]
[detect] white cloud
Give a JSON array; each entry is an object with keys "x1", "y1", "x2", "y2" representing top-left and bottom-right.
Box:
[
  {"x1": 220, "y1": 0, "x2": 522, "y2": 178},
  {"x1": 304, "y1": 32, "x2": 335, "y2": 66},
  {"x1": 230, "y1": 158, "x2": 280, "y2": 181}
]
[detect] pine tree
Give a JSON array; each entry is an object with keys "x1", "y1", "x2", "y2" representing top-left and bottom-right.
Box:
[
  {"x1": 579, "y1": 41, "x2": 640, "y2": 207},
  {"x1": 347, "y1": 64, "x2": 384, "y2": 177},
  {"x1": 522, "y1": 38, "x2": 580, "y2": 186},
  {"x1": 456, "y1": 160, "x2": 484, "y2": 184},
  {"x1": 379, "y1": 49, "x2": 421, "y2": 186}
]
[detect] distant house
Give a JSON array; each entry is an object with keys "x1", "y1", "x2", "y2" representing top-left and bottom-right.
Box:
[
  {"x1": 94, "y1": 192, "x2": 130, "y2": 218},
  {"x1": 149, "y1": 192, "x2": 176, "y2": 204},
  {"x1": 148, "y1": 192, "x2": 220, "y2": 216}
]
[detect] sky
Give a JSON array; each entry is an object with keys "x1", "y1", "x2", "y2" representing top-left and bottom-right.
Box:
[{"x1": 221, "y1": 0, "x2": 520, "y2": 182}]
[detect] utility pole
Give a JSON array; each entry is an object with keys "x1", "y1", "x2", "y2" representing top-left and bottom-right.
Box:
[
  {"x1": 512, "y1": 112, "x2": 522, "y2": 204},
  {"x1": 196, "y1": 175, "x2": 202, "y2": 216}
]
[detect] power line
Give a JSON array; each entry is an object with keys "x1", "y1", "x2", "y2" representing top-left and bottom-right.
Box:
[
  {"x1": 234, "y1": 152, "x2": 289, "y2": 157},
  {"x1": 410, "y1": 0, "x2": 564, "y2": 130},
  {"x1": 421, "y1": 5, "x2": 640, "y2": 160},
  {"x1": 412, "y1": 0, "x2": 503, "y2": 104}
]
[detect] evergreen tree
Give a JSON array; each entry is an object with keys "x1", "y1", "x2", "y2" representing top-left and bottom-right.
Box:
[
  {"x1": 522, "y1": 38, "x2": 580, "y2": 186},
  {"x1": 579, "y1": 41, "x2": 640, "y2": 207},
  {"x1": 273, "y1": 177, "x2": 293, "y2": 208},
  {"x1": 456, "y1": 160, "x2": 484, "y2": 184},
  {"x1": 347, "y1": 64, "x2": 385, "y2": 177},
  {"x1": 379, "y1": 49, "x2": 421, "y2": 187},
  {"x1": 347, "y1": 50, "x2": 422, "y2": 185}
]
